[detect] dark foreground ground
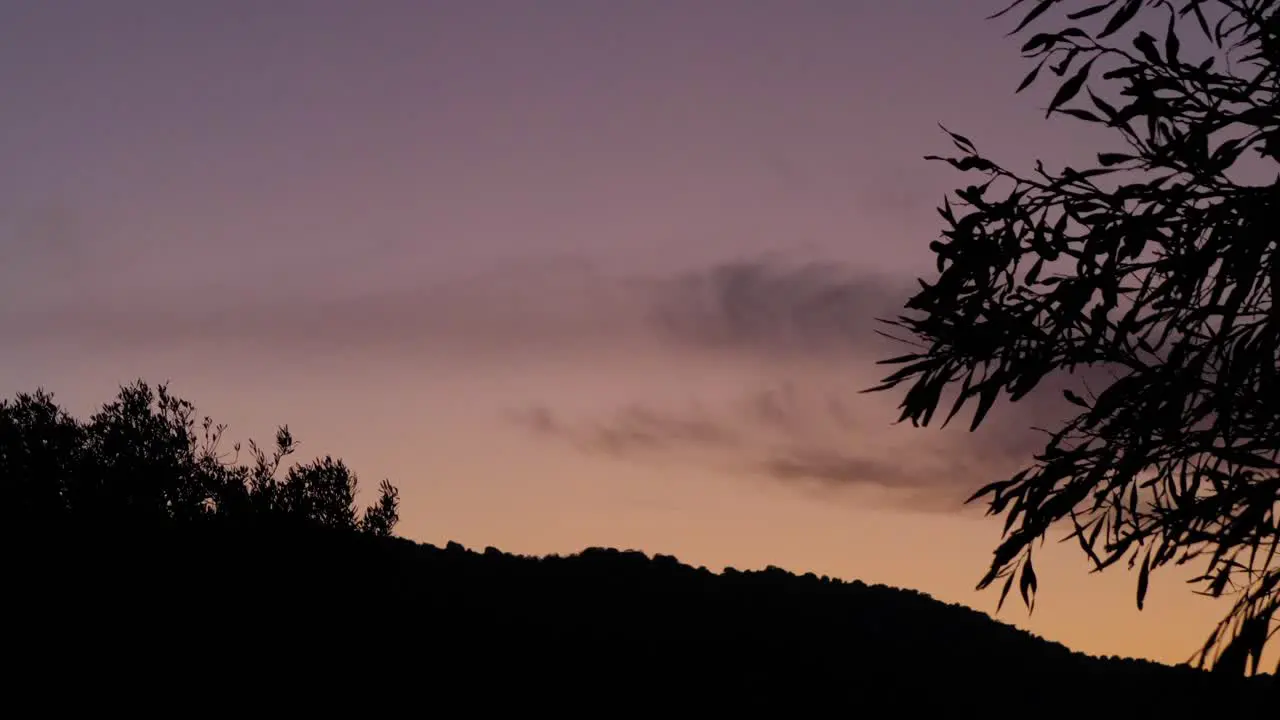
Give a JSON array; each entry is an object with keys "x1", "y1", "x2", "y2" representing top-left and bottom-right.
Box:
[{"x1": 4, "y1": 523, "x2": 1274, "y2": 710}]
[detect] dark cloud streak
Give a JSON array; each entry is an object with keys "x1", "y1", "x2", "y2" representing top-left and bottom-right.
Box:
[
  {"x1": 513, "y1": 403, "x2": 741, "y2": 460},
  {"x1": 9, "y1": 248, "x2": 1120, "y2": 512},
  {"x1": 5, "y1": 257, "x2": 917, "y2": 362},
  {"x1": 763, "y1": 448, "x2": 920, "y2": 489},
  {"x1": 512, "y1": 369, "x2": 1110, "y2": 514},
  {"x1": 648, "y1": 260, "x2": 916, "y2": 358}
]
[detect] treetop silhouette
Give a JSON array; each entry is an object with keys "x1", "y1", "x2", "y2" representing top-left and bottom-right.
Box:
[{"x1": 0, "y1": 379, "x2": 399, "y2": 536}]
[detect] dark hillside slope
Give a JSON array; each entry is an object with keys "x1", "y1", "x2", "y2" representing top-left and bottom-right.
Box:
[{"x1": 5, "y1": 524, "x2": 1274, "y2": 709}]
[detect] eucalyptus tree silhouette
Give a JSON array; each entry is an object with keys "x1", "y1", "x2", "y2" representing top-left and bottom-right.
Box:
[
  {"x1": 867, "y1": 0, "x2": 1280, "y2": 676},
  {"x1": 0, "y1": 380, "x2": 400, "y2": 535}
]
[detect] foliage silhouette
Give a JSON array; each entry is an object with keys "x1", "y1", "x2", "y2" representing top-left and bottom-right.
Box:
[
  {"x1": 0, "y1": 380, "x2": 399, "y2": 536},
  {"x1": 866, "y1": 0, "x2": 1280, "y2": 676}
]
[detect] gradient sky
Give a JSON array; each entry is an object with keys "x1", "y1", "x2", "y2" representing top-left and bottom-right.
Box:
[{"x1": 2, "y1": 0, "x2": 1261, "y2": 667}]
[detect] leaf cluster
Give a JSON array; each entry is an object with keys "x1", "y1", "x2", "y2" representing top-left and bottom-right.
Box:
[{"x1": 867, "y1": 0, "x2": 1280, "y2": 675}]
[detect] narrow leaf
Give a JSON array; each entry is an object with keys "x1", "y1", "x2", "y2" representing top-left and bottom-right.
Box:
[
  {"x1": 942, "y1": 371, "x2": 976, "y2": 428},
  {"x1": 1087, "y1": 89, "x2": 1118, "y2": 120},
  {"x1": 1098, "y1": 0, "x2": 1141, "y2": 38},
  {"x1": 971, "y1": 380, "x2": 1003, "y2": 431},
  {"x1": 938, "y1": 123, "x2": 976, "y2": 152},
  {"x1": 1132, "y1": 31, "x2": 1161, "y2": 64},
  {"x1": 1164, "y1": 10, "x2": 1180, "y2": 64},
  {"x1": 1187, "y1": 1, "x2": 1211, "y2": 43},
  {"x1": 1010, "y1": 0, "x2": 1061, "y2": 35},
  {"x1": 989, "y1": 0, "x2": 1032, "y2": 21},
  {"x1": 1046, "y1": 58, "x2": 1094, "y2": 117},
  {"x1": 1016, "y1": 60, "x2": 1045, "y2": 93},
  {"x1": 997, "y1": 571, "x2": 1017, "y2": 612},
  {"x1": 1098, "y1": 152, "x2": 1133, "y2": 166},
  {"x1": 1063, "y1": 389, "x2": 1090, "y2": 408},
  {"x1": 1136, "y1": 551, "x2": 1151, "y2": 610},
  {"x1": 1019, "y1": 557, "x2": 1039, "y2": 610},
  {"x1": 1067, "y1": 1, "x2": 1116, "y2": 20}
]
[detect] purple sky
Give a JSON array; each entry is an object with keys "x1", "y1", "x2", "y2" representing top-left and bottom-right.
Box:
[{"x1": 0, "y1": 0, "x2": 1250, "y2": 666}]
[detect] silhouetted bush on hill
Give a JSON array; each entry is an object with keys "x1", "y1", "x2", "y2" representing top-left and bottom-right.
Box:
[{"x1": 0, "y1": 380, "x2": 399, "y2": 535}]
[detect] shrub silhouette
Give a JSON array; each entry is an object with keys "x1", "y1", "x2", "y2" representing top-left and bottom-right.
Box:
[{"x1": 0, "y1": 379, "x2": 399, "y2": 536}]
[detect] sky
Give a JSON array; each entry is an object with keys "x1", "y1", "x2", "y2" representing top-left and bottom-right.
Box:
[{"x1": 0, "y1": 0, "x2": 1261, "y2": 667}]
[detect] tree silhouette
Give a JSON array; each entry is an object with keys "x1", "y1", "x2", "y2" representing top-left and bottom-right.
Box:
[
  {"x1": 0, "y1": 380, "x2": 399, "y2": 536},
  {"x1": 867, "y1": 0, "x2": 1280, "y2": 676}
]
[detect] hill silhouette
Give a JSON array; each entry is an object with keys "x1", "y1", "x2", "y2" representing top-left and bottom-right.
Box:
[
  {"x1": 6, "y1": 523, "x2": 1274, "y2": 710},
  {"x1": 2, "y1": 382, "x2": 1274, "y2": 708}
]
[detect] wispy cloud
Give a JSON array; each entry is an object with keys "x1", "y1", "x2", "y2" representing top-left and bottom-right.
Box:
[
  {"x1": 648, "y1": 259, "x2": 915, "y2": 358},
  {"x1": 763, "y1": 448, "x2": 918, "y2": 489},
  {"x1": 462, "y1": 256, "x2": 1121, "y2": 513},
  {"x1": 3, "y1": 256, "x2": 916, "y2": 361},
  {"x1": 8, "y1": 248, "x2": 1111, "y2": 511},
  {"x1": 508, "y1": 344, "x2": 1125, "y2": 514},
  {"x1": 512, "y1": 402, "x2": 741, "y2": 459},
  {"x1": 509, "y1": 377, "x2": 1059, "y2": 513}
]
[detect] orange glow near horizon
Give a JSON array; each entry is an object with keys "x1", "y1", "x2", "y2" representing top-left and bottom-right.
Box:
[{"x1": 3, "y1": 0, "x2": 1273, "y2": 672}]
